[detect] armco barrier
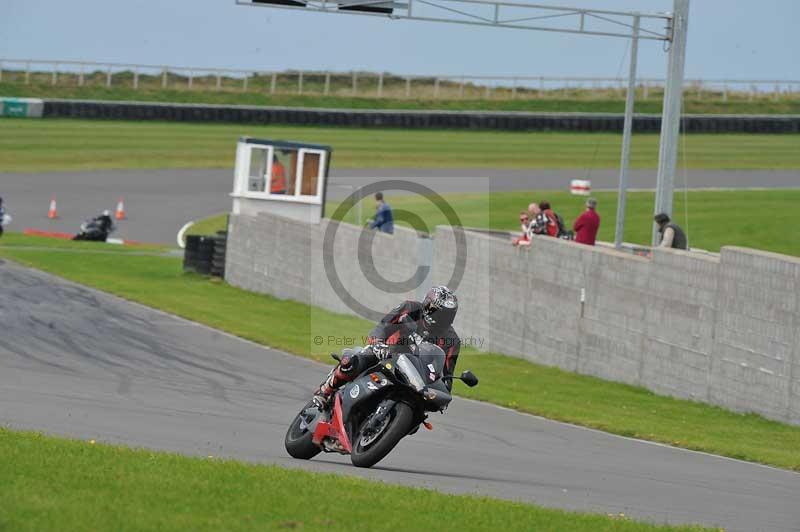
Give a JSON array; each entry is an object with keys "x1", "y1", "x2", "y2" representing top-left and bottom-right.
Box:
[
  {"x1": 226, "y1": 210, "x2": 800, "y2": 425},
  {"x1": 40, "y1": 99, "x2": 800, "y2": 133}
]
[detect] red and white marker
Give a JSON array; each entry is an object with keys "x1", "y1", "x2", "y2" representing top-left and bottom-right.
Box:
[
  {"x1": 115, "y1": 197, "x2": 126, "y2": 220},
  {"x1": 570, "y1": 179, "x2": 591, "y2": 196},
  {"x1": 47, "y1": 196, "x2": 59, "y2": 219}
]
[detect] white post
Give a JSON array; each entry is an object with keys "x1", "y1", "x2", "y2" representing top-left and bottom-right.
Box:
[
  {"x1": 133, "y1": 67, "x2": 139, "y2": 89},
  {"x1": 105, "y1": 66, "x2": 111, "y2": 87},
  {"x1": 298, "y1": 71, "x2": 303, "y2": 94},
  {"x1": 352, "y1": 72, "x2": 358, "y2": 95},
  {"x1": 377, "y1": 72, "x2": 384, "y2": 97},
  {"x1": 216, "y1": 72, "x2": 222, "y2": 91},
  {"x1": 653, "y1": 0, "x2": 689, "y2": 245},
  {"x1": 614, "y1": 15, "x2": 640, "y2": 249},
  {"x1": 162, "y1": 68, "x2": 168, "y2": 88},
  {"x1": 270, "y1": 73, "x2": 276, "y2": 94},
  {"x1": 433, "y1": 77, "x2": 440, "y2": 98},
  {"x1": 405, "y1": 77, "x2": 411, "y2": 98},
  {"x1": 324, "y1": 72, "x2": 331, "y2": 95}
]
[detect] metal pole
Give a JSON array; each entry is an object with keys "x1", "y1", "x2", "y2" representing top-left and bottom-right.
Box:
[
  {"x1": 133, "y1": 67, "x2": 139, "y2": 89},
  {"x1": 324, "y1": 72, "x2": 331, "y2": 95},
  {"x1": 52, "y1": 65, "x2": 58, "y2": 86},
  {"x1": 78, "y1": 64, "x2": 84, "y2": 86},
  {"x1": 614, "y1": 15, "x2": 640, "y2": 249},
  {"x1": 653, "y1": 0, "x2": 689, "y2": 246},
  {"x1": 243, "y1": 74, "x2": 248, "y2": 91},
  {"x1": 298, "y1": 71, "x2": 303, "y2": 94},
  {"x1": 352, "y1": 72, "x2": 358, "y2": 95},
  {"x1": 0, "y1": 62, "x2": 3, "y2": 83},
  {"x1": 105, "y1": 66, "x2": 111, "y2": 87},
  {"x1": 162, "y1": 68, "x2": 168, "y2": 88},
  {"x1": 405, "y1": 77, "x2": 411, "y2": 98},
  {"x1": 377, "y1": 72, "x2": 384, "y2": 97},
  {"x1": 216, "y1": 72, "x2": 222, "y2": 91},
  {"x1": 25, "y1": 62, "x2": 30, "y2": 84},
  {"x1": 270, "y1": 73, "x2": 276, "y2": 94},
  {"x1": 433, "y1": 77, "x2": 440, "y2": 98},
  {"x1": 188, "y1": 70, "x2": 193, "y2": 89}
]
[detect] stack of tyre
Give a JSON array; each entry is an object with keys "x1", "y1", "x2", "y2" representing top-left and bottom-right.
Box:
[
  {"x1": 183, "y1": 232, "x2": 226, "y2": 278},
  {"x1": 211, "y1": 233, "x2": 226, "y2": 278}
]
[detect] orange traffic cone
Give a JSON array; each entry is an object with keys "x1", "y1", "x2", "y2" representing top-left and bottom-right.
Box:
[
  {"x1": 48, "y1": 197, "x2": 58, "y2": 219},
  {"x1": 115, "y1": 197, "x2": 126, "y2": 220}
]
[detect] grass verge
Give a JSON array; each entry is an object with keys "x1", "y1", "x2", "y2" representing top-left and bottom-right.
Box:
[
  {"x1": 332, "y1": 189, "x2": 800, "y2": 257},
  {"x1": 2, "y1": 118, "x2": 799, "y2": 172},
  {"x1": 1, "y1": 234, "x2": 799, "y2": 471},
  {"x1": 0, "y1": 429, "x2": 712, "y2": 532},
  {"x1": 129, "y1": 189, "x2": 800, "y2": 259},
  {"x1": 3, "y1": 81, "x2": 800, "y2": 115}
]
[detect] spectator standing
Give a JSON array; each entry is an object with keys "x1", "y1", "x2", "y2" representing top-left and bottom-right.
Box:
[
  {"x1": 270, "y1": 155, "x2": 287, "y2": 194},
  {"x1": 0, "y1": 197, "x2": 7, "y2": 238},
  {"x1": 534, "y1": 201, "x2": 559, "y2": 237},
  {"x1": 512, "y1": 210, "x2": 532, "y2": 246},
  {"x1": 368, "y1": 192, "x2": 394, "y2": 234},
  {"x1": 654, "y1": 213, "x2": 688, "y2": 250},
  {"x1": 573, "y1": 197, "x2": 600, "y2": 246}
]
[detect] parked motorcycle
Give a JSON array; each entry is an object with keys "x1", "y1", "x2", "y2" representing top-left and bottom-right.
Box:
[
  {"x1": 285, "y1": 340, "x2": 478, "y2": 468},
  {"x1": 73, "y1": 215, "x2": 115, "y2": 242}
]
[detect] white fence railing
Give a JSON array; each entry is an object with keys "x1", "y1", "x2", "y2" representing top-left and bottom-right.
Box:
[{"x1": 1, "y1": 58, "x2": 799, "y2": 102}]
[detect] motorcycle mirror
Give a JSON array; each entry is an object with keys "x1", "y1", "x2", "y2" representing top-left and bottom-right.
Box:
[
  {"x1": 330, "y1": 352, "x2": 342, "y2": 362},
  {"x1": 460, "y1": 370, "x2": 479, "y2": 387}
]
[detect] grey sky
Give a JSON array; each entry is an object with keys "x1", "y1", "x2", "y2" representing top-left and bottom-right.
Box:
[{"x1": 1, "y1": 0, "x2": 798, "y2": 80}]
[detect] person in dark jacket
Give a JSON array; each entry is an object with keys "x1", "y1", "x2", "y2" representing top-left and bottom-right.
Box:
[
  {"x1": 654, "y1": 213, "x2": 688, "y2": 250},
  {"x1": 368, "y1": 192, "x2": 394, "y2": 234},
  {"x1": 0, "y1": 197, "x2": 6, "y2": 238},
  {"x1": 573, "y1": 197, "x2": 600, "y2": 246},
  {"x1": 313, "y1": 286, "x2": 460, "y2": 408}
]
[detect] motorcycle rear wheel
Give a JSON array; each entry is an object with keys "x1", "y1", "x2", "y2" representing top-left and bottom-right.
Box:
[
  {"x1": 351, "y1": 402, "x2": 415, "y2": 468},
  {"x1": 284, "y1": 401, "x2": 322, "y2": 460}
]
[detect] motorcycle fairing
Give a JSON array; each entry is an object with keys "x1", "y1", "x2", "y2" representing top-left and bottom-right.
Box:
[{"x1": 312, "y1": 393, "x2": 352, "y2": 453}]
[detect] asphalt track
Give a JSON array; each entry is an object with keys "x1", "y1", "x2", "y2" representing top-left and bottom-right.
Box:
[
  {"x1": 0, "y1": 168, "x2": 797, "y2": 244},
  {"x1": 1, "y1": 260, "x2": 798, "y2": 532}
]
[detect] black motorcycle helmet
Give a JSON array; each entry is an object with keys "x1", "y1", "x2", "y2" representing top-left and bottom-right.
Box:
[{"x1": 421, "y1": 285, "x2": 458, "y2": 332}]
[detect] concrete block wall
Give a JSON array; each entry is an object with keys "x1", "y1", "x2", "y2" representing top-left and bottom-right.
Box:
[
  {"x1": 709, "y1": 247, "x2": 800, "y2": 424},
  {"x1": 227, "y1": 211, "x2": 800, "y2": 425},
  {"x1": 227, "y1": 212, "x2": 422, "y2": 321}
]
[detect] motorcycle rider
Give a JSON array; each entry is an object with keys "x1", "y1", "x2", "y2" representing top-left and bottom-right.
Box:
[
  {"x1": 96, "y1": 210, "x2": 114, "y2": 233},
  {"x1": 313, "y1": 285, "x2": 461, "y2": 409}
]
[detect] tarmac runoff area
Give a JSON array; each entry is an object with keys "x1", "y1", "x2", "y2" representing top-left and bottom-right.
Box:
[
  {"x1": 1, "y1": 261, "x2": 798, "y2": 532},
  {"x1": 0, "y1": 168, "x2": 797, "y2": 244}
]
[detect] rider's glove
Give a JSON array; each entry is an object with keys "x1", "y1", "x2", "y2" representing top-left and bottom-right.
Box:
[{"x1": 371, "y1": 341, "x2": 391, "y2": 360}]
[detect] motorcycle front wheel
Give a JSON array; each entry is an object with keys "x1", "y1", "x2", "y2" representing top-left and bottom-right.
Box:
[
  {"x1": 351, "y1": 402, "x2": 415, "y2": 468},
  {"x1": 284, "y1": 401, "x2": 322, "y2": 460}
]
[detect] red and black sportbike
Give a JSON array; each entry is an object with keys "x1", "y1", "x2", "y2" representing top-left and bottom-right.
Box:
[{"x1": 284, "y1": 341, "x2": 478, "y2": 468}]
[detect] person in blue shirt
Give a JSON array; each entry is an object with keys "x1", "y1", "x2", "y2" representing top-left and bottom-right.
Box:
[{"x1": 368, "y1": 192, "x2": 394, "y2": 234}]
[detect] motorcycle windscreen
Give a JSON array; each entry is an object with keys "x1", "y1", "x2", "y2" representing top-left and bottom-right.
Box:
[{"x1": 414, "y1": 342, "x2": 446, "y2": 384}]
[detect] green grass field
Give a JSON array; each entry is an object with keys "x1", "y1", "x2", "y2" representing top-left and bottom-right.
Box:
[
  {"x1": 2, "y1": 234, "x2": 799, "y2": 471},
  {"x1": 2, "y1": 118, "x2": 799, "y2": 172},
  {"x1": 0, "y1": 429, "x2": 713, "y2": 532},
  {"x1": 192, "y1": 188, "x2": 800, "y2": 257},
  {"x1": 4, "y1": 80, "x2": 800, "y2": 115}
]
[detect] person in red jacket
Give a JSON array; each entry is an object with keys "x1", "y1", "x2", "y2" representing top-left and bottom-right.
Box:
[{"x1": 573, "y1": 197, "x2": 600, "y2": 246}]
